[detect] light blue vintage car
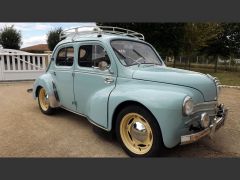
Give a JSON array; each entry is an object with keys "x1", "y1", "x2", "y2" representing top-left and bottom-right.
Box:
[{"x1": 32, "y1": 26, "x2": 228, "y2": 157}]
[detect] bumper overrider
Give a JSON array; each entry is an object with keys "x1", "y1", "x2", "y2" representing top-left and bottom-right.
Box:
[{"x1": 181, "y1": 104, "x2": 228, "y2": 145}]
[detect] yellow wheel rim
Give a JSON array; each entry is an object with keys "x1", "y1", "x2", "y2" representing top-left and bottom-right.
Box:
[
  {"x1": 39, "y1": 88, "x2": 50, "y2": 111},
  {"x1": 120, "y1": 113, "x2": 153, "y2": 155}
]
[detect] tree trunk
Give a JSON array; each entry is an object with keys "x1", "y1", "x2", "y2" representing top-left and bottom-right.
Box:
[
  {"x1": 185, "y1": 56, "x2": 187, "y2": 69},
  {"x1": 173, "y1": 56, "x2": 176, "y2": 68},
  {"x1": 229, "y1": 56, "x2": 231, "y2": 71},
  {"x1": 214, "y1": 55, "x2": 218, "y2": 73},
  {"x1": 188, "y1": 56, "x2": 191, "y2": 70}
]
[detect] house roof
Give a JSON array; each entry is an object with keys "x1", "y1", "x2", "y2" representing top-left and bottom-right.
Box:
[{"x1": 21, "y1": 44, "x2": 50, "y2": 52}]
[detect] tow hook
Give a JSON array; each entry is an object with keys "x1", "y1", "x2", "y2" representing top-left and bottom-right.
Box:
[{"x1": 27, "y1": 88, "x2": 33, "y2": 93}]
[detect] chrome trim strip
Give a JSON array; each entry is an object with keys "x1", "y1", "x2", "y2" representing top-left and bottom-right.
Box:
[
  {"x1": 60, "y1": 106, "x2": 109, "y2": 131},
  {"x1": 207, "y1": 74, "x2": 221, "y2": 98},
  {"x1": 194, "y1": 101, "x2": 217, "y2": 107},
  {"x1": 192, "y1": 108, "x2": 216, "y2": 114},
  {"x1": 192, "y1": 101, "x2": 217, "y2": 114}
]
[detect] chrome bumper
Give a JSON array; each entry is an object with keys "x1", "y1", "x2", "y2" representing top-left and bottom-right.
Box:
[{"x1": 180, "y1": 104, "x2": 228, "y2": 145}]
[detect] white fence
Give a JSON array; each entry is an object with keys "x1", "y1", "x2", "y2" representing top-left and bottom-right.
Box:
[{"x1": 0, "y1": 49, "x2": 50, "y2": 81}]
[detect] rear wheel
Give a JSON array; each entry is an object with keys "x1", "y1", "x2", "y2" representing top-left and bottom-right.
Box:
[
  {"x1": 38, "y1": 87, "x2": 54, "y2": 115},
  {"x1": 116, "y1": 105, "x2": 165, "y2": 157}
]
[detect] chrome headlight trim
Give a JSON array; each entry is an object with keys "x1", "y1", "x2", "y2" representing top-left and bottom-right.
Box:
[{"x1": 183, "y1": 96, "x2": 194, "y2": 116}]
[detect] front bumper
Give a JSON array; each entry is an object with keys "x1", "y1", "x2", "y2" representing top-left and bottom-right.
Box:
[{"x1": 180, "y1": 104, "x2": 228, "y2": 145}]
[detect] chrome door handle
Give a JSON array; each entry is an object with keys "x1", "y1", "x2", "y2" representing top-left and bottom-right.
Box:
[{"x1": 104, "y1": 77, "x2": 114, "y2": 84}]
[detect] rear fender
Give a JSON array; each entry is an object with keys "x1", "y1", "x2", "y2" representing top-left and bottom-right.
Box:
[{"x1": 33, "y1": 73, "x2": 60, "y2": 108}]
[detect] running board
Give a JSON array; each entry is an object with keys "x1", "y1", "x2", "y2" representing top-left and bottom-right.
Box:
[{"x1": 60, "y1": 106, "x2": 109, "y2": 131}]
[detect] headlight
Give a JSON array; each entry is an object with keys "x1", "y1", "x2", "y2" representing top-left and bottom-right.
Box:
[{"x1": 183, "y1": 96, "x2": 194, "y2": 116}]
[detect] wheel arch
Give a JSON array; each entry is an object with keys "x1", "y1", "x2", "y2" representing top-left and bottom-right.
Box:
[
  {"x1": 35, "y1": 85, "x2": 43, "y2": 97},
  {"x1": 111, "y1": 100, "x2": 162, "y2": 137},
  {"x1": 33, "y1": 74, "x2": 60, "y2": 108}
]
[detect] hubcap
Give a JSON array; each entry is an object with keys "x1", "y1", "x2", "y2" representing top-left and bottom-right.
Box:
[
  {"x1": 120, "y1": 113, "x2": 153, "y2": 155},
  {"x1": 39, "y1": 88, "x2": 49, "y2": 111}
]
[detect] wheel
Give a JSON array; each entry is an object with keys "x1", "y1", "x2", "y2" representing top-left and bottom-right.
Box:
[
  {"x1": 38, "y1": 87, "x2": 54, "y2": 115},
  {"x1": 116, "y1": 105, "x2": 165, "y2": 157}
]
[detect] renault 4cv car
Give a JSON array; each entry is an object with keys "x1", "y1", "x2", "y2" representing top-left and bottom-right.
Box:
[{"x1": 31, "y1": 26, "x2": 228, "y2": 157}]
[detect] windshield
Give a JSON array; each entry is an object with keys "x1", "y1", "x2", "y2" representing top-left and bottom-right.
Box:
[{"x1": 111, "y1": 40, "x2": 162, "y2": 66}]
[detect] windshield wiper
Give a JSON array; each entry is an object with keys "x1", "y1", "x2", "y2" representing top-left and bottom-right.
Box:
[
  {"x1": 113, "y1": 47, "x2": 126, "y2": 59},
  {"x1": 113, "y1": 47, "x2": 138, "y2": 66},
  {"x1": 132, "y1": 49, "x2": 146, "y2": 60},
  {"x1": 132, "y1": 49, "x2": 147, "y2": 67}
]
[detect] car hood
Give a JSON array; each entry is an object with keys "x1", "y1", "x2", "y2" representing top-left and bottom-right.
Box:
[{"x1": 132, "y1": 66, "x2": 217, "y2": 101}]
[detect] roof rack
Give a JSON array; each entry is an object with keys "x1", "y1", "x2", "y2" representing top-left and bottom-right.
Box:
[{"x1": 60, "y1": 26, "x2": 145, "y2": 41}]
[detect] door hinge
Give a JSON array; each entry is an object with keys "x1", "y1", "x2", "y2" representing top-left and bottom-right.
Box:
[
  {"x1": 72, "y1": 101, "x2": 77, "y2": 106},
  {"x1": 72, "y1": 72, "x2": 75, "y2": 77}
]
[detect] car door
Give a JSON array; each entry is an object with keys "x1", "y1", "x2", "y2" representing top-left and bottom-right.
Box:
[
  {"x1": 51, "y1": 45, "x2": 76, "y2": 111},
  {"x1": 74, "y1": 42, "x2": 117, "y2": 128}
]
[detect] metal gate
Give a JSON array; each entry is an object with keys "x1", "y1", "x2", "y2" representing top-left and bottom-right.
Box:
[{"x1": 0, "y1": 49, "x2": 50, "y2": 81}]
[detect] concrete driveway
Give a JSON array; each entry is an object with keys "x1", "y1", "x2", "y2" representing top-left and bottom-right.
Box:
[{"x1": 0, "y1": 81, "x2": 239, "y2": 157}]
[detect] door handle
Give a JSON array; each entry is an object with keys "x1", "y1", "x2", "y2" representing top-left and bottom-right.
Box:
[{"x1": 104, "y1": 77, "x2": 114, "y2": 84}]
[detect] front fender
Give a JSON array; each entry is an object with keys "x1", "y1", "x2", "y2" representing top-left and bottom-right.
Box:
[
  {"x1": 33, "y1": 73, "x2": 60, "y2": 108},
  {"x1": 108, "y1": 78, "x2": 204, "y2": 148}
]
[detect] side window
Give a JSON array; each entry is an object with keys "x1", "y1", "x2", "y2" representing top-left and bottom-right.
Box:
[
  {"x1": 78, "y1": 45, "x2": 110, "y2": 68},
  {"x1": 56, "y1": 47, "x2": 74, "y2": 66}
]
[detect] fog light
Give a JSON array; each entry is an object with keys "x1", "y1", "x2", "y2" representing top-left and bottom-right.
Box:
[{"x1": 200, "y1": 113, "x2": 210, "y2": 128}]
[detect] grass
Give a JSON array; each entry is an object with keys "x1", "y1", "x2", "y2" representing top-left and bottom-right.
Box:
[
  {"x1": 166, "y1": 64, "x2": 240, "y2": 86},
  {"x1": 195, "y1": 69, "x2": 240, "y2": 86}
]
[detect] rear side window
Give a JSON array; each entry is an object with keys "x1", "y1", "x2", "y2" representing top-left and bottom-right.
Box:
[{"x1": 56, "y1": 47, "x2": 74, "y2": 66}]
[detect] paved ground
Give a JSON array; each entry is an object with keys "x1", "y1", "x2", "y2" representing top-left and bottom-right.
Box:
[{"x1": 0, "y1": 81, "x2": 239, "y2": 157}]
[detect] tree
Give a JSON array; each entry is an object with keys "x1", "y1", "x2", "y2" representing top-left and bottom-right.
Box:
[
  {"x1": 47, "y1": 27, "x2": 62, "y2": 51},
  {"x1": 182, "y1": 23, "x2": 222, "y2": 55},
  {"x1": 182, "y1": 23, "x2": 222, "y2": 69},
  {"x1": 200, "y1": 23, "x2": 240, "y2": 72},
  {"x1": 97, "y1": 23, "x2": 185, "y2": 57},
  {"x1": 0, "y1": 25, "x2": 22, "y2": 49},
  {"x1": 221, "y1": 23, "x2": 240, "y2": 57}
]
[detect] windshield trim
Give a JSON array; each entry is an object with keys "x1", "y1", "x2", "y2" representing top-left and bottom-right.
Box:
[{"x1": 110, "y1": 39, "x2": 164, "y2": 67}]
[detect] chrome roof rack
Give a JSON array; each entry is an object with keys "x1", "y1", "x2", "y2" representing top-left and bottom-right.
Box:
[{"x1": 60, "y1": 26, "x2": 145, "y2": 41}]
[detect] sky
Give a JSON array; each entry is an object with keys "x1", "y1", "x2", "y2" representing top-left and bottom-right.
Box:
[{"x1": 0, "y1": 22, "x2": 96, "y2": 48}]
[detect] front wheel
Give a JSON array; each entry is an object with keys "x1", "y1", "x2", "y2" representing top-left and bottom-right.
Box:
[
  {"x1": 38, "y1": 87, "x2": 54, "y2": 115},
  {"x1": 116, "y1": 105, "x2": 165, "y2": 157}
]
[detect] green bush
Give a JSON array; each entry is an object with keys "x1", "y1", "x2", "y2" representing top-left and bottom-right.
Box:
[
  {"x1": 0, "y1": 25, "x2": 22, "y2": 49},
  {"x1": 47, "y1": 28, "x2": 62, "y2": 51}
]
